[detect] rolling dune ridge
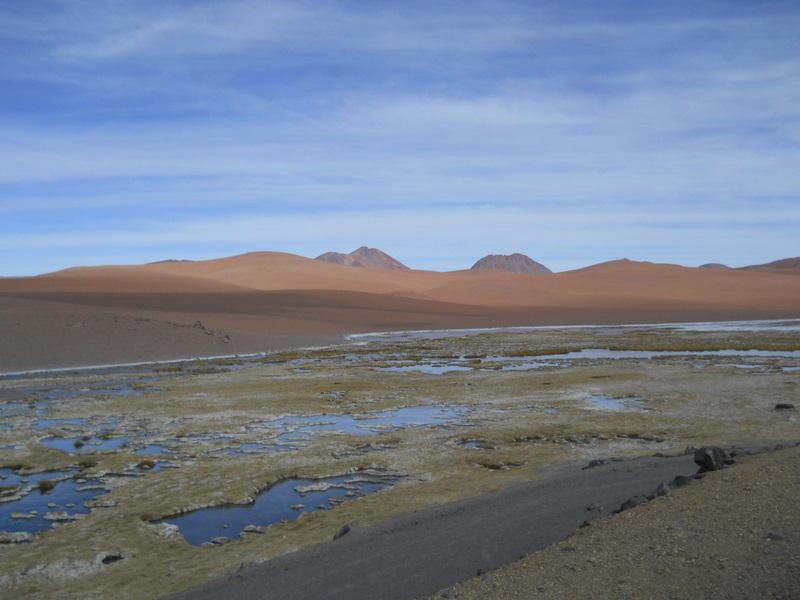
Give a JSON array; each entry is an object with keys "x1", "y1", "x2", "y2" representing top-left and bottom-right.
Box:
[{"x1": 1, "y1": 252, "x2": 799, "y2": 371}]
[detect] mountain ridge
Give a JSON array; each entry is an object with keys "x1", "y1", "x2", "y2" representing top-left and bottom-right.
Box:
[
  {"x1": 470, "y1": 253, "x2": 551, "y2": 274},
  {"x1": 315, "y1": 246, "x2": 409, "y2": 270}
]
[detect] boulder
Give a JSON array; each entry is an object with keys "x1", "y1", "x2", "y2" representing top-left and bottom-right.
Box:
[
  {"x1": 99, "y1": 552, "x2": 125, "y2": 565},
  {"x1": 243, "y1": 525, "x2": 266, "y2": 534},
  {"x1": 648, "y1": 482, "x2": 671, "y2": 499},
  {"x1": 670, "y1": 474, "x2": 695, "y2": 488},
  {"x1": 693, "y1": 446, "x2": 727, "y2": 472},
  {"x1": 333, "y1": 523, "x2": 351, "y2": 540}
]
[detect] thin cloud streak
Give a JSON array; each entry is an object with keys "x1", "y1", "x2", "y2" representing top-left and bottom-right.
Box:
[{"x1": 0, "y1": 1, "x2": 798, "y2": 274}]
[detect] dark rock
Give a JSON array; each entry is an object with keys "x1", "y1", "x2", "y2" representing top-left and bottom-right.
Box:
[
  {"x1": 648, "y1": 482, "x2": 670, "y2": 499},
  {"x1": 618, "y1": 495, "x2": 648, "y2": 512},
  {"x1": 693, "y1": 446, "x2": 727, "y2": 472},
  {"x1": 670, "y1": 474, "x2": 694, "y2": 488},
  {"x1": 581, "y1": 457, "x2": 622, "y2": 470},
  {"x1": 242, "y1": 525, "x2": 266, "y2": 534},
  {"x1": 767, "y1": 532, "x2": 786, "y2": 541},
  {"x1": 333, "y1": 523, "x2": 351, "y2": 540},
  {"x1": 100, "y1": 553, "x2": 124, "y2": 565},
  {"x1": 774, "y1": 403, "x2": 795, "y2": 410}
]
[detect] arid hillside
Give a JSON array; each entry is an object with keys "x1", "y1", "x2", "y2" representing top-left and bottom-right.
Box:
[{"x1": 1, "y1": 252, "x2": 799, "y2": 371}]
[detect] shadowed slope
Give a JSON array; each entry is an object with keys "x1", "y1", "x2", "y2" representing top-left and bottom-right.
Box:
[{"x1": 740, "y1": 256, "x2": 800, "y2": 273}]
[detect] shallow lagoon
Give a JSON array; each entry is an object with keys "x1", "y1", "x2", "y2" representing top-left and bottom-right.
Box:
[
  {"x1": 41, "y1": 435, "x2": 129, "y2": 454},
  {"x1": 160, "y1": 473, "x2": 398, "y2": 546},
  {"x1": 266, "y1": 405, "x2": 471, "y2": 444},
  {"x1": 0, "y1": 468, "x2": 108, "y2": 535}
]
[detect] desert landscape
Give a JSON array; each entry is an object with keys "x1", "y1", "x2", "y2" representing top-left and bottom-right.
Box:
[
  {"x1": 3, "y1": 2, "x2": 799, "y2": 598},
  {"x1": 1, "y1": 249, "x2": 799, "y2": 598},
  {"x1": 2, "y1": 249, "x2": 799, "y2": 373}
]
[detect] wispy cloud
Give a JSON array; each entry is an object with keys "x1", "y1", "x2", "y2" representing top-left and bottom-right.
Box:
[{"x1": 1, "y1": 1, "x2": 798, "y2": 274}]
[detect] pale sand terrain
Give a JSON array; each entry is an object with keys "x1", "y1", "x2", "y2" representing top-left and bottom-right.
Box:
[{"x1": 1, "y1": 252, "x2": 799, "y2": 372}]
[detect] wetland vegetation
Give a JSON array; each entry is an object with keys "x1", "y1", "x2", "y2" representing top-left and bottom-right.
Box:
[{"x1": 1, "y1": 321, "x2": 799, "y2": 598}]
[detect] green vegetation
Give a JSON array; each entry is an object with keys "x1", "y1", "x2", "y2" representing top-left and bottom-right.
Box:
[{"x1": 37, "y1": 479, "x2": 55, "y2": 493}]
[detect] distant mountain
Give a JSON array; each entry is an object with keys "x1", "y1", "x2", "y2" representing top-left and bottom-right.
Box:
[
  {"x1": 147, "y1": 259, "x2": 194, "y2": 265},
  {"x1": 740, "y1": 257, "x2": 800, "y2": 272},
  {"x1": 315, "y1": 246, "x2": 409, "y2": 270},
  {"x1": 698, "y1": 263, "x2": 731, "y2": 269},
  {"x1": 470, "y1": 253, "x2": 551, "y2": 274}
]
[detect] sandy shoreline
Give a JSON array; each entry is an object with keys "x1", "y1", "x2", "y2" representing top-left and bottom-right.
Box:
[
  {"x1": 4, "y1": 317, "x2": 799, "y2": 378},
  {"x1": 2, "y1": 290, "x2": 798, "y2": 373}
]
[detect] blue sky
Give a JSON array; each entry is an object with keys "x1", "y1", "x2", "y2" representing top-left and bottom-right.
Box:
[{"x1": 1, "y1": 0, "x2": 798, "y2": 275}]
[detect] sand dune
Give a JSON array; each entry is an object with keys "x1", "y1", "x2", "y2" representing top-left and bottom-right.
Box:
[{"x1": 1, "y1": 252, "x2": 799, "y2": 371}]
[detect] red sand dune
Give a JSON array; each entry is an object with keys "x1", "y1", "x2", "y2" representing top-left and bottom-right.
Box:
[{"x1": 1, "y1": 252, "x2": 799, "y2": 371}]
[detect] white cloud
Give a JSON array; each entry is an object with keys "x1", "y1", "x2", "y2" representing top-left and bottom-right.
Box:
[{"x1": 1, "y1": 1, "x2": 798, "y2": 274}]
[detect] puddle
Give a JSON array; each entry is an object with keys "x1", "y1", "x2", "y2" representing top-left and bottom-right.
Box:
[
  {"x1": 135, "y1": 444, "x2": 174, "y2": 456},
  {"x1": 0, "y1": 467, "x2": 65, "y2": 490},
  {"x1": 784, "y1": 367, "x2": 800, "y2": 373},
  {"x1": 0, "y1": 402, "x2": 28, "y2": 417},
  {"x1": 212, "y1": 443, "x2": 298, "y2": 456},
  {"x1": 13, "y1": 378, "x2": 160, "y2": 405},
  {"x1": 585, "y1": 395, "x2": 644, "y2": 411},
  {"x1": 349, "y1": 319, "x2": 800, "y2": 343},
  {"x1": 375, "y1": 364, "x2": 472, "y2": 375},
  {"x1": 492, "y1": 360, "x2": 559, "y2": 371},
  {"x1": 266, "y1": 405, "x2": 470, "y2": 444},
  {"x1": 34, "y1": 418, "x2": 89, "y2": 430},
  {"x1": 370, "y1": 348, "x2": 800, "y2": 375},
  {"x1": 0, "y1": 470, "x2": 108, "y2": 535},
  {"x1": 538, "y1": 348, "x2": 800, "y2": 360},
  {"x1": 0, "y1": 400, "x2": 49, "y2": 419},
  {"x1": 41, "y1": 435, "x2": 129, "y2": 454},
  {"x1": 458, "y1": 440, "x2": 493, "y2": 449},
  {"x1": 159, "y1": 473, "x2": 400, "y2": 546}
]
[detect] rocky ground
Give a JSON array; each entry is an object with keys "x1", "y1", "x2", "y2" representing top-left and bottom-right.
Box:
[
  {"x1": 428, "y1": 444, "x2": 800, "y2": 600},
  {"x1": 0, "y1": 324, "x2": 798, "y2": 598}
]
